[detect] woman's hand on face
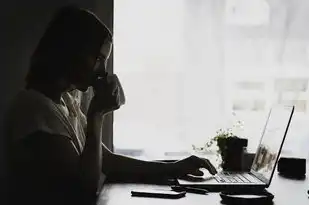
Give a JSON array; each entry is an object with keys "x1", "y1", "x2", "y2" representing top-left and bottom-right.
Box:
[
  {"x1": 88, "y1": 74, "x2": 121, "y2": 116},
  {"x1": 170, "y1": 155, "x2": 217, "y2": 178}
]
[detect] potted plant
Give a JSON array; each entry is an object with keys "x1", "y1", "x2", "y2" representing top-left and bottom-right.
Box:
[{"x1": 213, "y1": 129, "x2": 248, "y2": 171}]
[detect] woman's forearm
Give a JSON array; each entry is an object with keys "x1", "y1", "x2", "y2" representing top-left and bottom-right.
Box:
[
  {"x1": 102, "y1": 149, "x2": 175, "y2": 178},
  {"x1": 97, "y1": 114, "x2": 175, "y2": 179},
  {"x1": 79, "y1": 114, "x2": 104, "y2": 192}
]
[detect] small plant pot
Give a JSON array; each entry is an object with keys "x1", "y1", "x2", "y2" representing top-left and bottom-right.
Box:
[{"x1": 217, "y1": 136, "x2": 248, "y2": 172}]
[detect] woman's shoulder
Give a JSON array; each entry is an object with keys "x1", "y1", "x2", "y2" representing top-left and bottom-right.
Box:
[
  {"x1": 7, "y1": 89, "x2": 55, "y2": 112},
  {"x1": 6, "y1": 89, "x2": 60, "y2": 119},
  {"x1": 4, "y1": 89, "x2": 70, "y2": 142}
]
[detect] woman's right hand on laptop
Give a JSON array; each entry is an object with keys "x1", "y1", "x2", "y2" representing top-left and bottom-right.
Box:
[{"x1": 171, "y1": 155, "x2": 217, "y2": 178}]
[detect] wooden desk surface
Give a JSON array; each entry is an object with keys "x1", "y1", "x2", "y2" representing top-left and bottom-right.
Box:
[{"x1": 97, "y1": 172, "x2": 309, "y2": 205}]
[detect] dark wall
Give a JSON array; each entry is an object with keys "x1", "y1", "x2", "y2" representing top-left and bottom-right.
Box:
[{"x1": 0, "y1": 0, "x2": 113, "y2": 200}]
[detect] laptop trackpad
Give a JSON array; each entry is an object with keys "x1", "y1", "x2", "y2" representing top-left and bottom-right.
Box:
[
  {"x1": 177, "y1": 173, "x2": 218, "y2": 186},
  {"x1": 179, "y1": 174, "x2": 215, "y2": 182}
]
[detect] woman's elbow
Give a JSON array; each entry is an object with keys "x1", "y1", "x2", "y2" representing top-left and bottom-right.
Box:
[{"x1": 101, "y1": 150, "x2": 115, "y2": 175}]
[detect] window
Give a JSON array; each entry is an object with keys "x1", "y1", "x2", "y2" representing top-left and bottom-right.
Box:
[{"x1": 114, "y1": 0, "x2": 309, "y2": 159}]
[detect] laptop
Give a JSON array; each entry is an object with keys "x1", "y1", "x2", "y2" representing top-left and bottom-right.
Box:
[{"x1": 177, "y1": 105, "x2": 295, "y2": 192}]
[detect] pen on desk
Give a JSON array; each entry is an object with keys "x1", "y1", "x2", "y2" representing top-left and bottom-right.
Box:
[{"x1": 171, "y1": 186, "x2": 209, "y2": 195}]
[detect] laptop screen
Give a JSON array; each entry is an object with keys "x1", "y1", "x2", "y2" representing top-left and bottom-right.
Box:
[{"x1": 250, "y1": 105, "x2": 294, "y2": 185}]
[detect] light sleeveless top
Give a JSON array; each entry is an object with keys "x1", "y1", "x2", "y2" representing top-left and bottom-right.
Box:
[{"x1": 4, "y1": 89, "x2": 87, "y2": 155}]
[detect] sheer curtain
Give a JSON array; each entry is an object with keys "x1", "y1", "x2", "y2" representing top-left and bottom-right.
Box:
[{"x1": 113, "y1": 0, "x2": 309, "y2": 159}]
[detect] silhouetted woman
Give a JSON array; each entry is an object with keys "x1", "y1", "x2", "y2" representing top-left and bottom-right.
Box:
[{"x1": 4, "y1": 5, "x2": 216, "y2": 205}]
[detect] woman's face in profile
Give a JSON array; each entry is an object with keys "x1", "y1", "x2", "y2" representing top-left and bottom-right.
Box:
[
  {"x1": 94, "y1": 41, "x2": 113, "y2": 72},
  {"x1": 72, "y1": 41, "x2": 113, "y2": 92}
]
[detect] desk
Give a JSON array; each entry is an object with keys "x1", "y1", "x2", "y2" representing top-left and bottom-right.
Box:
[{"x1": 97, "y1": 170, "x2": 309, "y2": 205}]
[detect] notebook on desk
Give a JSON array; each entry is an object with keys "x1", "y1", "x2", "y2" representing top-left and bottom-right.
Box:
[{"x1": 177, "y1": 105, "x2": 295, "y2": 192}]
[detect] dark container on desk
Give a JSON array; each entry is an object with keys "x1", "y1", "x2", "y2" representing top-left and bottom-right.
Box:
[
  {"x1": 278, "y1": 157, "x2": 306, "y2": 179},
  {"x1": 217, "y1": 136, "x2": 248, "y2": 171}
]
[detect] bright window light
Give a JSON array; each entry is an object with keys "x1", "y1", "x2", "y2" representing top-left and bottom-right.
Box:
[{"x1": 113, "y1": 0, "x2": 309, "y2": 159}]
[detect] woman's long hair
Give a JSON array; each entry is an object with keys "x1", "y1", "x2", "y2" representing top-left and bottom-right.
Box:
[{"x1": 26, "y1": 5, "x2": 112, "y2": 87}]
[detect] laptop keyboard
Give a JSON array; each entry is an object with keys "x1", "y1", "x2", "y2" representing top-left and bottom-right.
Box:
[{"x1": 214, "y1": 172, "x2": 254, "y2": 183}]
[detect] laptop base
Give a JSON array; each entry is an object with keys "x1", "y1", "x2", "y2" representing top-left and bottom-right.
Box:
[{"x1": 176, "y1": 180, "x2": 266, "y2": 192}]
